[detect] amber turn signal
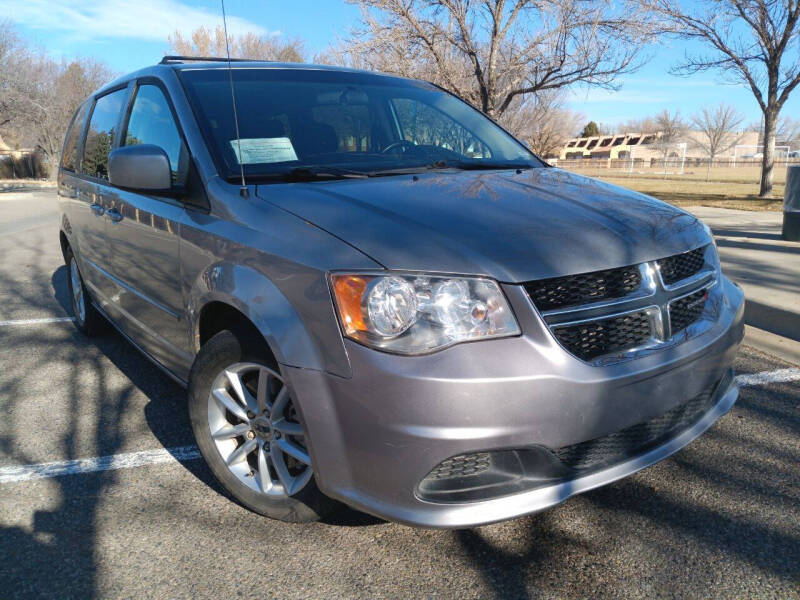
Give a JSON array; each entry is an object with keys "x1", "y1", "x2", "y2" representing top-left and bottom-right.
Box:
[{"x1": 330, "y1": 274, "x2": 373, "y2": 335}]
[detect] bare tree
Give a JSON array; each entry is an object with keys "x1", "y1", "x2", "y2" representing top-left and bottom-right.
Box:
[
  {"x1": 1, "y1": 22, "x2": 113, "y2": 176},
  {"x1": 27, "y1": 58, "x2": 114, "y2": 169},
  {"x1": 0, "y1": 20, "x2": 33, "y2": 134},
  {"x1": 498, "y1": 91, "x2": 584, "y2": 157},
  {"x1": 650, "y1": 109, "x2": 686, "y2": 178},
  {"x1": 691, "y1": 104, "x2": 744, "y2": 181},
  {"x1": 168, "y1": 26, "x2": 306, "y2": 62},
  {"x1": 747, "y1": 115, "x2": 800, "y2": 148},
  {"x1": 616, "y1": 116, "x2": 659, "y2": 135},
  {"x1": 338, "y1": 0, "x2": 650, "y2": 119},
  {"x1": 777, "y1": 116, "x2": 800, "y2": 148},
  {"x1": 653, "y1": 110, "x2": 685, "y2": 154},
  {"x1": 640, "y1": 0, "x2": 800, "y2": 197}
]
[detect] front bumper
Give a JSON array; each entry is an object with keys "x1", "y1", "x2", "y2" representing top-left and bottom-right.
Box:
[{"x1": 286, "y1": 276, "x2": 745, "y2": 528}]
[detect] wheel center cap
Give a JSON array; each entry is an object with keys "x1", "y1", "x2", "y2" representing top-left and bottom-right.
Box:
[{"x1": 252, "y1": 416, "x2": 272, "y2": 440}]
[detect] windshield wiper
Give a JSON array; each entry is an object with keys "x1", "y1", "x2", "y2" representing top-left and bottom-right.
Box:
[
  {"x1": 238, "y1": 166, "x2": 371, "y2": 183},
  {"x1": 286, "y1": 166, "x2": 370, "y2": 180},
  {"x1": 427, "y1": 160, "x2": 534, "y2": 171}
]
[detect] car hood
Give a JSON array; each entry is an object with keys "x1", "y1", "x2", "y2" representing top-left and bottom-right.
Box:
[{"x1": 256, "y1": 168, "x2": 707, "y2": 282}]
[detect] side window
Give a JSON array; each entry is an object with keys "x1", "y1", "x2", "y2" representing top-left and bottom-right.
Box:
[
  {"x1": 124, "y1": 84, "x2": 187, "y2": 184},
  {"x1": 61, "y1": 102, "x2": 90, "y2": 172},
  {"x1": 81, "y1": 89, "x2": 127, "y2": 180},
  {"x1": 392, "y1": 98, "x2": 492, "y2": 159}
]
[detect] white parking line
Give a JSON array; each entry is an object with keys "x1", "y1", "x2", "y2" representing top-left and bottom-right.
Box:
[
  {"x1": 0, "y1": 316, "x2": 75, "y2": 327},
  {"x1": 0, "y1": 368, "x2": 796, "y2": 486},
  {"x1": 734, "y1": 368, "x2": 800, "y2": 387},
  {"x1": 0, "y1": 446, "x2": 201, "y2": 484}
]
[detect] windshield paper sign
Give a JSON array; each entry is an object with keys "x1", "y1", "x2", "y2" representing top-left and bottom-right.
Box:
[{"x1": 230, "y1": 137, "x2": 298, "y2": 164}]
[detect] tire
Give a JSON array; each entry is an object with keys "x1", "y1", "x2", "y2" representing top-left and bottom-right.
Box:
[
  {"x1": 188, "y1": 329, "x2": 340, "y2": 522},
  {"x1": 65, "y1": 247, "x2": 104, "y2": 337}
]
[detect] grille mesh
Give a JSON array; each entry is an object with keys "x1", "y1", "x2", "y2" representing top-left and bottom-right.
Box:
[
  {"x1": 553, "y1": 311, "x2": 651, "y2": 361},
  {"x1": 553, "y1": 381, "x2": 717, "y2": 470},
  {"x1": 524, "y1": 266, "x2": 641, "y2": 311},
  {"x1": 426, "y1": 452, "x2": 492, "y2": 481},
  {"x1": 670, "y1": 289, "x2": 708, "y2": 333},
  {"x1": 658, "y1": 246, "x2": 706, "y2": 285}
]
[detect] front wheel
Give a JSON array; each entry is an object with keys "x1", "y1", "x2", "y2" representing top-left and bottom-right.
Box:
[{"x1": 188, "y1": 329, "x2": 340, "y2": 522}]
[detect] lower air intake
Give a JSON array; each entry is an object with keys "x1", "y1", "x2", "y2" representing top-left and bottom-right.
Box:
[{"x1": 552, "y1": 381, "x2": 718, "y2": 470}]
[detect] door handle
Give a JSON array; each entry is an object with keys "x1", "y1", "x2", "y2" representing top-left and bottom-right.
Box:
[
  {"x1": 90, "y1": 203, "x2": 105, "y2": 216},
  {"x1": 106, "y1": 208, "x2": 123, "y2": 223}
]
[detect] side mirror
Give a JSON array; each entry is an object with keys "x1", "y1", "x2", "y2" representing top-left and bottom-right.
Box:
[{"x1": 108, "y1": 144, "x2": 172, "y2": 192}]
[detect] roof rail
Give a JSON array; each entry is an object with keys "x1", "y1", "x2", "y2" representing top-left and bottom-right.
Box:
[{"x1": 159, "y1": 55, "x2": 265, "y2": 64}]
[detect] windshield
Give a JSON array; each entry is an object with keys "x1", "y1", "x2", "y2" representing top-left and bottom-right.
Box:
[{"x1": 178, "y1": 67, "x2": 542, "y2": 180}]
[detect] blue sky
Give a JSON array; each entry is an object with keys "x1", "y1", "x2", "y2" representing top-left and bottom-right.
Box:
[{"x1": 3, "y1": 0, "x2": 797, "y2": 130}]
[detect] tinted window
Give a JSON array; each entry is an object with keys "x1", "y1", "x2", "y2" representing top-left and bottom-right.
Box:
[
  {"x1": 311, "y1": 104, "x2": 371, "y2": 152},
  {"x1": 124, "y1": 84, "x2": 186, "y2": 184},
  {"x1": 61, "y1": 102, "x2": 90, "y2": 172},
  {"x1": 179, "y1": 68, "x2": 538, "y2": 180},
  {"x1": 81, "y1": 89, "x2": 127, "y2": 180},
  {"x1": 392, "y1": 98, "x2": 491, "y2": 159}
]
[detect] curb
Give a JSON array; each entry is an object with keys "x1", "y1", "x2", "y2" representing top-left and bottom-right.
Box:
[
  {"x1": 744, "y1": 299, "x2": 800, "y2": 343},
  {"x1": 0, "y1": 182, "x2": 56, "y2": 193},
  {"x1": 743, "y1": 325, "x2": 800, "y2": 366}
]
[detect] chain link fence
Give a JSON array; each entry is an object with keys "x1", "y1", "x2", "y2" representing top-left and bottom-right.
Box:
[{"x1": 548, "y1": 157, "x2": 800, "y2": 186}]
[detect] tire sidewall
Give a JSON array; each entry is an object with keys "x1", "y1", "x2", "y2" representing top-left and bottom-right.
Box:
[
  {"x1": 188, "y1": 329, "x2": 336, "y2": 522},
  {"x1": 65, "y1": 249, "x2": 91, "y2": 334}
]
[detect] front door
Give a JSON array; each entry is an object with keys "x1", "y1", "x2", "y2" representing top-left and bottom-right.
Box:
[{"x1": 102, "y1": 82, "x2": 192, "y2": 374}]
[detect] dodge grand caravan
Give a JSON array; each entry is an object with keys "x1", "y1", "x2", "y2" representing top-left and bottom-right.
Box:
[{"x1": 58, "y1": 57, "x2": 744, "y2": 528}]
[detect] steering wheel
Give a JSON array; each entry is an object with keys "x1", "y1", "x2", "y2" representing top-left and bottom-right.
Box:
[{"x1": 382, "y1": 140, "x2": 417, "y2": 154}]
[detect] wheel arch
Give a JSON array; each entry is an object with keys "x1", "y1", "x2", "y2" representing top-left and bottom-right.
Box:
[
  {"x1": 196, "y1": 301, "x2": 277, "y2": 367},
  {"x1": 188, "y1": 263, "x2": 330, "y2": 374},
  {"x1": 59, "y1": 229, "x2": 70, "y2": 262}
]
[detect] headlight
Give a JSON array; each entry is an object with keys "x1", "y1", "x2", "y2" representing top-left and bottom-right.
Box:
[{"x1": 330, "y1": 273, "x2": 520, "y2": 354}]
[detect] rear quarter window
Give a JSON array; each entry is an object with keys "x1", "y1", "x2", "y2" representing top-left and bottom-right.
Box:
[{"x1": 61, "y1": 102, "x2": 90, "y2": 172}]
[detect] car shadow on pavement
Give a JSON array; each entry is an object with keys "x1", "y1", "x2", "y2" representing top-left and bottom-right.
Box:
[
  {"x1": 451, "y1": 382, "x2": 800, "y2": 599},
  {"x1": 51, "y1": 265, "x2": 72, "y2": 315},
  {"x1": 712, "y1": 227, "x2": 784, "y2": 242}
]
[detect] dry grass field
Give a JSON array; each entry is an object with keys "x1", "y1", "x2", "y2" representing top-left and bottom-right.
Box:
[{"x1": 561, "y1": 163, "x2": 790, "y2": 211}]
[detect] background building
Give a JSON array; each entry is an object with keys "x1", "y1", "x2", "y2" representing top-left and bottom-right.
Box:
[{"x1": 557, "y1": 129, "x2": 761, "y2": 162}]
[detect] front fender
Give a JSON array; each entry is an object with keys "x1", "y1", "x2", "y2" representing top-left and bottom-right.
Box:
[{"x1": 187, "y1": 262, "x2": 351, "y2": 377}]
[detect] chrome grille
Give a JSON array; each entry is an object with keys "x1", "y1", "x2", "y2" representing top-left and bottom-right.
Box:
[
  {"x1": 524, "y1": 265, "x2": 641, "y2": 311},
  {"x1": 669, "y1": 288, "x2": 708, "y2": 333},
  {"x1": 658, "y1": 247, "x2": 706, "y2": 285},
  {"x1": 525, "y1": 244, "x2": 716, "y2": 364},
  {"x1": 553, "y1": 379, "x2": 718, "y2": 470},
  {"x1": 552, "y1": 311, "x2": 651, "y2": 361}
]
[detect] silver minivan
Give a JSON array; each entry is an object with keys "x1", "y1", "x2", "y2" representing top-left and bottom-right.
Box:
[{"x1": 58, "y1": 57, "x2": 744, "y2": 528}]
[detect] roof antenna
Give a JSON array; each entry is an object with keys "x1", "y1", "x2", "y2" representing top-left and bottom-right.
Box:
[{"x1": 221, "y1": 0, "x2": 248, "y2": 197}]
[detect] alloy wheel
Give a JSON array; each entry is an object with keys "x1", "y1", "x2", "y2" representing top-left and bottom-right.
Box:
[{"x1": 207, "y1": 362, "x2": 312, "y2": 497}]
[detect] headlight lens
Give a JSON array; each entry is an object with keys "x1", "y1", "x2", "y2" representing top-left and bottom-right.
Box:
[
  {"x1": 331, "y1": 273, "x2": 520, "y2": 354},
  {"x1": 366, "y1": 276, "x2": 418, "y2": 337}
]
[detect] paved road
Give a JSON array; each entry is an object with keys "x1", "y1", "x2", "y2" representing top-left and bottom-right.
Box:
[
  {"x1": 1, "y1": 191, "x2": 798, "y2": 599},
  {"x1": 687, "y1": 206, "x2": 800, "y2": 343}
]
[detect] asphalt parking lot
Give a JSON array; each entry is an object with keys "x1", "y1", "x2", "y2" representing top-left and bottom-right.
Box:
[{"x1": 1, "y1": 190, "x2": 798, "y2": 599}]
